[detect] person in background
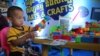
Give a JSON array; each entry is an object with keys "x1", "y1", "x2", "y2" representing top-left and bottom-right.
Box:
[{"x1": 7, "y1": 6, "x2": 43, "y2": 56}]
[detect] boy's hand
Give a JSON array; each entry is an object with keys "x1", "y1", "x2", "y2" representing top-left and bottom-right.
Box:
[
  {"x1": 11, "y1": 32, "x2": 33, "y2": 46},
  {"x1": 22, "y1": 32, "x2": 30, "y2": 39},
  {"x1": 28, "y1": 32, "x2": 36, "y2": 41},
  {"x1": 20, "y1": 32, "x2": 33, "y2": 38},
  {"x1": 29, "y1": 32, "x2": 35, "y2": 38}
]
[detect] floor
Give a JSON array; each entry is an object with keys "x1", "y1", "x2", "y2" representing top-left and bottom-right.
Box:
[
  {"x1": 48, "y1": 48, "x2": 94, "y2": 56},
  {"x1": 0, "y1": 44, "x2": 95, "y2": 56},
  {"x1": 31, "y1": 44, "x2": 94, "y2": 56}
]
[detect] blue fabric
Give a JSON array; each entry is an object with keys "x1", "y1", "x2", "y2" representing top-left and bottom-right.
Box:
[{"x1": 49, "y1": 48, "x2": 94, "y2": 56}]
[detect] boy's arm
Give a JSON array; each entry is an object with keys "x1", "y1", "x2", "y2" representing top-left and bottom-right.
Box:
[
  {"x1": 9, "y1": 32, "x2": 32, "y2": 46},
  {"x1": 32, "y1": 25, "x2": 39, "y2": 31},
  {"x1": 31, "y1": 24, "x2": 45, "y2": 31}
]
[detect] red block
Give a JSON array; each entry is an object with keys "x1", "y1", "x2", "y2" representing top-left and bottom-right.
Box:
[
  {"x1": 61, "y1": 35, "x2": 71, "y2": 41},
  {"x1": 53, "y1": 35, "x2": 61, "y2": 40}
]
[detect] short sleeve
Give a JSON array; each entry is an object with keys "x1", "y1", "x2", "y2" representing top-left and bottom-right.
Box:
[{"x1": 23, "y1": 25, "x2": 32, "y2": 32}]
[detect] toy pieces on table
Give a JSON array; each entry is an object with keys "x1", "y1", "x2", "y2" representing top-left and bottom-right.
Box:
[
  {"x1": 52, "y1": 32, "x2": 61, "y2": 40},
  {"x1": 89, "y1": 27, "x2": 100, "y2": 32},
  {"x1": 90, "y1": 21, "x2": 100, "y2": 28},
  {"x1": 93, "y1": 36, "x2": 100, "y2": 43},
  {"x1": 75, "y1": 35, "x2": 82, "y2": 43},
  {"x1": 95, "y1": 32, "x2": 100, "y2": 37},
  {"x1": 89, "y1": 22, "x2": 100, "y2": 32},
  {"x1": 81, "y1": 36, "x2": 100, "y2": 43},
  {"x1": 81, "y1": 37, "x2": 94, "y2": 43},
  {"x1": 71, "y1": 28, "x2": 84, "y2": 36},
  {"x1": 82, "y1": 27, "x2": 89, "y2": 32},
  {"x1": 50, "y1": 39, "x2": 67, "y2": 46},
  {"x1": 73, "y1": 28, "x2": 83, "y2": 34},
  {"x1": 85, "y1": 22, "x2": 100, "y2": 32},
  {"x1": 61, "y1": 35, "x2": 71, "y2": 41}
]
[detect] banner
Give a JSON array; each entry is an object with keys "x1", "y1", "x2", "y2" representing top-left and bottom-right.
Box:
[
  {"x1": 26, "y1": 0, "x2": 74, "y2": 21},
  {"x1": 44, "y1": 0, "x2": 74, "y2": 20},
  {"x1": 26, "y1": 0, "x2": 45, "y2": 21}
]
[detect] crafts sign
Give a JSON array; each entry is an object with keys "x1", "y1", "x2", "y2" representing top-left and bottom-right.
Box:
[
  {"x1": 26, "y1": 0, "x2": 74, "y2": 21},
  {"x1": 44, "y1": 0, "x2": 74, "y2": 20}
]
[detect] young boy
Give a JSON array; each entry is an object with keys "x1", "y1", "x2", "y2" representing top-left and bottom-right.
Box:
[{"x1": 7, "y1": 6, "x2": 41, "y2": 56}]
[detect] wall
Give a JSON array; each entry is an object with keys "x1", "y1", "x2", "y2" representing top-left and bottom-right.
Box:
[{"x1": 11, "y1": 0, "x2": 100, "y2": 39}]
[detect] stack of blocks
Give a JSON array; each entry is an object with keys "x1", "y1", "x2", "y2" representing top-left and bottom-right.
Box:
[
  {"x1": 75, "y1": 36, "x2": 100, "y2": 43},
  {"x1": 52, "y1": 32, "x2": 61, "y2": 40},
  {"x1": 35, "y1": 16, "x2": 51, "y2": 31}
]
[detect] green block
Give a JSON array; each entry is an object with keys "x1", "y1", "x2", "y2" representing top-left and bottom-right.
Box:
[{"x1": 75, "y1": 36, "x2": 81, "y2": 43}]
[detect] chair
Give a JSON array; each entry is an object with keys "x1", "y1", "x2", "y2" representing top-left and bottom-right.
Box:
[{"x1": 0, "y1": 27, "x2": 10, "y2": 56}]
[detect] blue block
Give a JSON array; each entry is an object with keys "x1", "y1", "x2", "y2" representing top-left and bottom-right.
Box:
[
  {"x1": 44, "y1": 16, "x2": 51, "y2": 21},
  {"x1": 52, "y1": 32, "x2": 61, "y2": 36},
  {"x1": 81, "y1": 37, "x2": 94, "y2": 43}
]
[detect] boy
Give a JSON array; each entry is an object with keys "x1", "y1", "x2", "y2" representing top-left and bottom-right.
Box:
[{"x1": 7, "y1": 6, "x2": 41, "y2": 56}]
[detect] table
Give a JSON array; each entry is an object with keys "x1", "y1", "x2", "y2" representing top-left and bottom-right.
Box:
[{"x1": 33, "y1": 39, "x2": 100, "y2": 56}]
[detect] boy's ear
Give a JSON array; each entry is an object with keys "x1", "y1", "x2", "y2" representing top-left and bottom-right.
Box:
[{"x1": 7, "y1": 17, "x2": 12, "y2": 22}]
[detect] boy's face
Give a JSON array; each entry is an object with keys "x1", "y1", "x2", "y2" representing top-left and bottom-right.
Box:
[{"x1": 10, "y1": 10, "x2": 24, "y2": 27}]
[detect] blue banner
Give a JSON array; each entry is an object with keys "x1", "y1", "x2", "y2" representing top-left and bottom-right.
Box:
[{"x1": 44, "y1": 0, "x2": 74, "y2": 20}]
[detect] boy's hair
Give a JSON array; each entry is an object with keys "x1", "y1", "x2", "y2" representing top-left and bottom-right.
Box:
[{"x1": 7, "y1": 6, "x2": 23, "y2": 17}]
